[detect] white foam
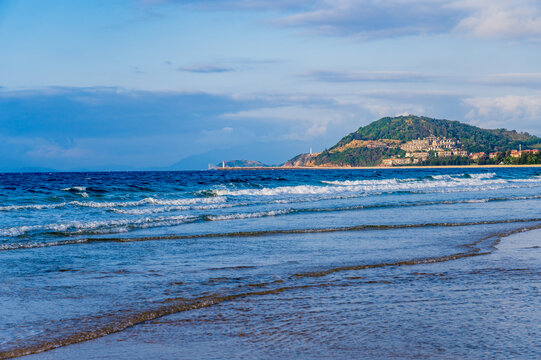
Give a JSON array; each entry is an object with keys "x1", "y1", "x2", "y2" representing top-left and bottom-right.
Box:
[
  {"x1": 207, "y1": 209, "x2": 290, "y2": 221},
  {"x1": 61, "y1": 186, "x2": 87, "y2": 192},
  {"x1": 0, "y1": 214, "x2": 196, "y2": 237},
  {"x1": 0, "y1": 239, "x2": 87, "y2": 250},
  {"x1": 69, "y1": 196, "x2": 226, "y2": 209},
  {"x1": 471, "y1": 172, "x2": 497, "y2": 179},
  {"x1": 213, "y1": 176, "x2": 510, "y2": 197},
  {"x1": 321, "y1": 179, "x2": 415, "y2": 186},
  {"x1": 110, "y1": 203, "x2": 238, "y2": 215},
  {"x1": 0, "y1": 203, "x2": 67, "y2": 211},
  {"x1": 509, "y1": 178, "x2": 541, "y2": 183},
  {"x1": 464, "y1": 199, "x2": 490, "y2": 203}
]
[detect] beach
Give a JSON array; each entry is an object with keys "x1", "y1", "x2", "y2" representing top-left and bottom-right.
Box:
[
  {"x1": 218, "y1": 164, "x2": 541, "y2": 170},
  {"x1": 1, "y1": 168, "x2": 540, "y2": 359}
]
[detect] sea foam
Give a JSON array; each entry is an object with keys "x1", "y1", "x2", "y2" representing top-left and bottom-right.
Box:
[{"x1": 212, "y1": 174, "x2": 515, "y2": 197}]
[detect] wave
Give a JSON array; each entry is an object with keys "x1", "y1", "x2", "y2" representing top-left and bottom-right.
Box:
[
  {"x1": 71, "y1": 196, "x2": 226, "y2": 208},
  {"x1": 0, "y1": 214, "x2": 196, "y2": 237},
  {"x1": 322, "y1": 178, "x2": 420, "y2": 186},
  {"x1": 207, "y1": 194, "x2": 541, "y2": 222},
  {"x1": 0, "y1": 203, "x2": 67, "y2": 211},
  {"x1": 205, "y1": 209, "x2": 290, "y2": 221},
  {"x1": 213, "y1": 178, "x2": 515, "y2": 197},
  {"x1": 3, "y1": 193, "x2": 541, "y2": 239},
  {"x1": 109, "y1": 203, "x2": 240, "y2": 215},
  {"x1": 432, "y1": 172, "x2": 496, "y2": 180},
  {"x1": 0, "y1": 197, "x2": 227, "y2": 212},
  {"x1": 0, "y1": 239, "x2": 89, "y2": 250},
  {"x1": 212, "y1": 184, "x2": 359, "y2": 196},
  {"x1": 3, "y1": 217, "x2": 541, "y2": 251},
  {"x1": 61, "y1": 186, "x2": 87, "y2": 192}
]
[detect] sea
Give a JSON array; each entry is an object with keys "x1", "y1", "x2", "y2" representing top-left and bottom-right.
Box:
[{"x1": 1, "y1": 168, "x2": 540, "y2": 359}]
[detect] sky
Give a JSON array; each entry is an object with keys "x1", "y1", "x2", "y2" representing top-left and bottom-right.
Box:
[{"x1": 2, "y1": 0, "x2": 541, "y2": 170}]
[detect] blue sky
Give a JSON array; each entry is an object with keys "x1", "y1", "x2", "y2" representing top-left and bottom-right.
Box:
[{"x1": 2, "y1": 0, "x2": 541, "y2": 170}]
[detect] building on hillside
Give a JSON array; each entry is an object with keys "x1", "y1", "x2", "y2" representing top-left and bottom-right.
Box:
[
  {"x1": 511, "y1": 149, "x2": 539, "y2": 158},
  {"x1": 400, "y1": 136, "x2": 458, "y2": 152},
  {"x1": 489, "y1": 152, "x2": 500, "y2": 159},
  {"x1": 405, "y1": 152, "x2": 429, "y2": 160},
  {"x1": 381, "y1": 157, "x2": 420, "y2": 166},
  {"x1": 470, "y1": 152, "x2": 486, "y2": 160},
  {"x1": 510, "y1": 150, "x2": 521, "y2": 158},
  {"x1": 437, "y1": 150, "x2": 453, "y2": 158},
  {"x1": 400, "y1": 139, "x2": 430, "y2": 152},
  {"x1": 452, "y1": 150, "x2": 468, "y2": 157}
]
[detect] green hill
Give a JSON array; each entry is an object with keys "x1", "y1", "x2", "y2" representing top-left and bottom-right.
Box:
[
  {"x1": 289, "y1": 115, "x2": 541, "y2": 167},
  {"x1": 334, "y1": 115, "x2": 539, "y2": 152}
]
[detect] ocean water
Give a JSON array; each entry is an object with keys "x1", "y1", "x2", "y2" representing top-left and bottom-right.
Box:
[{"x1": 1, "y1": 168, "x2": 540, "y2": 359}]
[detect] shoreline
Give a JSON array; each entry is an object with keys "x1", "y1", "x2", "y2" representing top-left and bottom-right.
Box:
[
  {"x1": 215, "y1": 164, "x2": 541, "y2": 170},
  {"x1": 20, "y1": 223, "x2": 541, "y2": 359}
]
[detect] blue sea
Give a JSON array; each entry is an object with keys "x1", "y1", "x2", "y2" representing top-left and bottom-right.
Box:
[{"x1": 1, "y1": 168, "x2": 540, "y2": 359}]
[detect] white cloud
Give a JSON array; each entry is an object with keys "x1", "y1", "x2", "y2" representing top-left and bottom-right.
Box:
[
  {"x1": 272, "y1": 0, "x2": 458, "y2": 38},
  {"x1": 452, "y1": 0, "x2": 541, "y2": 40},
  {"x1": 464, "y1": 95, "x2": 541, "y2": 134},
  {"x1": 152, "y1": 0, "x2": 541, "y2": 41}
]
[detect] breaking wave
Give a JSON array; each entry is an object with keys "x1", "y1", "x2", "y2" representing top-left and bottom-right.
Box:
[
  {"x1": 0, "y1": 203, "x2": 67, "y2": 211},
  {"x1": 0, "y1": 214, "x2": 196, "y2": 237},
  {"x1": 0, "y1": 197, "x2": 227, "y2": 212},
  {"x1": 71, "y1": 197, "x2": 226, "y2": 208},
  {"x1": 211, "y1": 174, "x2": 536, "y2": 197},
  {"x1": 3, "y1": 217, "x2": 541, "y2": 251},
  {"x1": 205, "y1": 209, "x2": 290, "y2": 221}
]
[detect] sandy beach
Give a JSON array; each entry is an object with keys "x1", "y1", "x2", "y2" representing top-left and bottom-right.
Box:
[{"x1": 217, "y1": 164, "x2": 541, "y2": 170}]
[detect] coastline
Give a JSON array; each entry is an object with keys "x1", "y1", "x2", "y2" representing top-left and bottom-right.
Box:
[{"x1": 216, "y1": 164, "x2": 541, "y2": 170}]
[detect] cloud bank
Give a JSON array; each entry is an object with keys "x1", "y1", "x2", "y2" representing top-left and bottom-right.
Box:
[
  {"x1": 149, "y1": 0, "x2": 541, "y2": 41},
  {"x1": 2, "y1": 86, "x2": 539, "y2": 170}
]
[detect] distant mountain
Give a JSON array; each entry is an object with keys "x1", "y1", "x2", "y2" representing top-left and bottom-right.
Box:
[
  {"x1": 216, "y1": 160, "x2": 269, "y2": 168},
  {"x1": 286, "y1": 115, "x2": 541, "y2": 167},
  {"x1": 168, "y1": 140, "x2": 312, "y2": 170},
  {"x1": 10, "y1": 167, "x2": 58, "y2": 173}
]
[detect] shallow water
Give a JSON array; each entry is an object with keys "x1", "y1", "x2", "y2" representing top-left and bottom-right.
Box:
[
  {"x1": 1, "y1": 168, "x2": 540, "y2": 358},
  {"x1": 29, "y1": 228, "x2": 540, "y2": 360}
]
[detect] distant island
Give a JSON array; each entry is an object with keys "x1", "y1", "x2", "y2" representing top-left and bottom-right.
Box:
[
  {"x1": 213, "y1": 160, "x2": 270, "y2": 168},
  {"x1": 218, "y1": 115, "x2": 541, "y2": 168}
]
